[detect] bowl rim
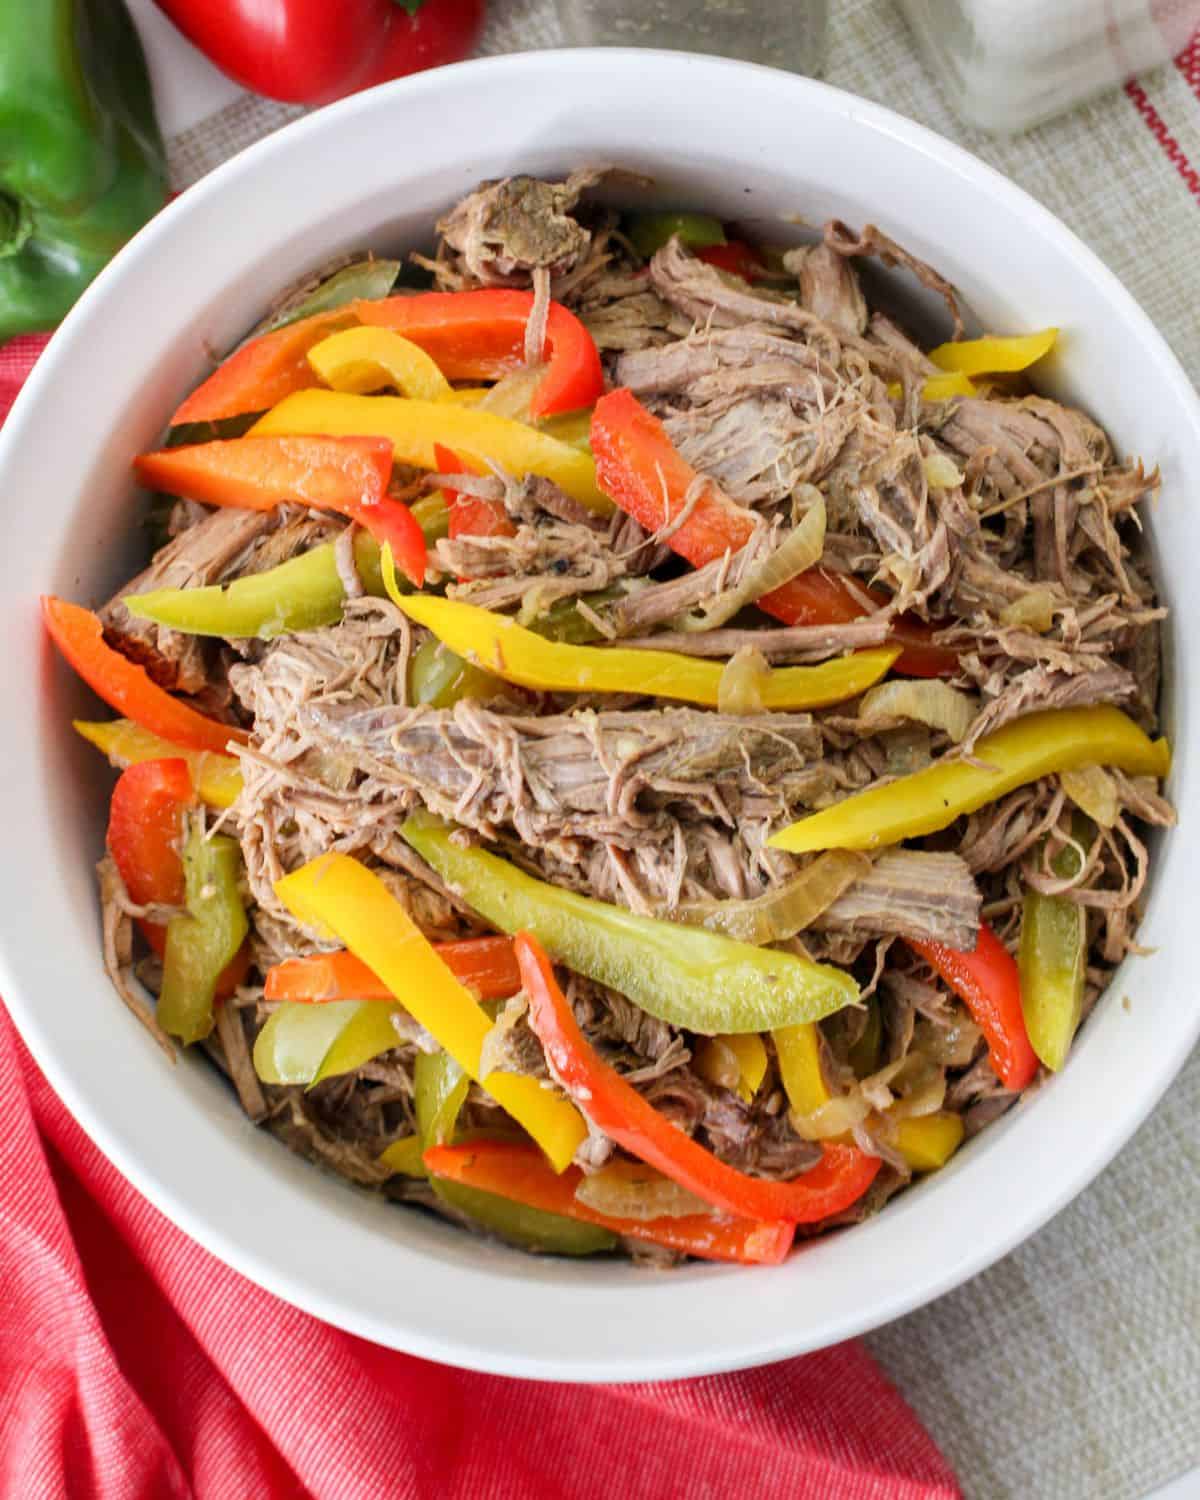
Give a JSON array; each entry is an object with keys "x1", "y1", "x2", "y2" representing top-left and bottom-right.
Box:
[{"x1": 3, "y1": 47, "x2": 1198, "y2": 1383}]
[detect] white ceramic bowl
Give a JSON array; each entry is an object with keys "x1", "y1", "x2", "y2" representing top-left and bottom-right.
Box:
[{"x1": 2, "y1": 51, "x2": 1196, "y2": 1382}]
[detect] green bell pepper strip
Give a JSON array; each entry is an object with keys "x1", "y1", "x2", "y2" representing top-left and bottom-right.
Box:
[
  {"x1": 1018, "y1": 825, "x2": 1091, "y2": 1073},
  {"x1": 769, "y1": 706, "x2": 1171, "y2": 853},
  {"x1": 252, "y1": 999, "x2": 402, "y2": 1087},
  {"x1": 627, "y1": 212, "x2": 725, "y2": 259},
  {"x1": 0, "y1": 0, "x2": 166, "y2": 340},
  {"x1": 401, "y1": 814, "x2": 859, "y2": 1034},
  {"x1": 158, "y1": 819, "x2": 248, "y2": 1045},
  {"x1": 123, "y1": 493, "x2": 451, "y2": 641},
  {"x1": 255, "y1": 259, "x2": 401, "y2": 338},
  {"x1": 412, "y1": 1047, "x2": 617, "y2": 1255},
  {"x1": 409, "y1": 638, "x2": 497, "y2": 708}
]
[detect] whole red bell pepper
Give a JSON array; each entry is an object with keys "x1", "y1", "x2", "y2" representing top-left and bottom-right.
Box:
[
  {"x1": 516, "y1": 931, "x2": 880, "y2": 1224},
  {"x1": 590, "y1": 388, "x2": 955, "y2": 678},
  {"x1": 42, "y1": 597, "x2": 246, "y2": 756},
  {"x1": 134, "y1": 434, "x2": 427, "y2": 586},
  {"x1": 151, "y1": 0, "x2": 486, "y2": 106},
  {"x1": 106, "y1": 759, "x2": 249, "y2": 995},
  {"x1": 909, "y1": 924, "x2": 1038, "y2": 1092}
]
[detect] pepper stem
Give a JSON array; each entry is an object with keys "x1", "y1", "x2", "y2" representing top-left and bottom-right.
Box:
[{"x1": 0, "y1": 191, "x2": 33, "y2": 259}]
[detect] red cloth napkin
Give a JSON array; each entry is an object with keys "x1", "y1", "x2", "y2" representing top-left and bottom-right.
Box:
[{"x1": 1, "y1": 334, "x2": 960, "y2": 1500}]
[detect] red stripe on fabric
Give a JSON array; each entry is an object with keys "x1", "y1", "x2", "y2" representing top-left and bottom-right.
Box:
[
  {"x1": 1176, "y1": 32, "x2": 1200, "y2": 97},
  {"x1": 1125, "y1": 77, "x2": 1200, "y2": 200},
  {"x1": 0, "y1": 334, "x2": 49, "y2": 424}
]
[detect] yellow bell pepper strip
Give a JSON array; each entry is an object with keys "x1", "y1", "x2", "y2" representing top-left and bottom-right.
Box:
[
  {"x1": 412, "y1": 1047, "x2": 618, "y2": 1256},
  {"x1": 377, "y1": 1135, "x2": 427, "y2": 1177},
  {"x1": 892, "y1": 1113, "x2": 965, "y2": 1172},
  {"x1": 379, "y1": 570, "x2": 900, "y2": 711},
  {"x1": 768, "y1": 706, "x2": 1171, "y2": 854},
  {"x1": 929, "y1": 328, "x2": 1058, "y2": 376},
  {"x1": 253, "y1": 1000, "x2": 401, "y2": 1087},
  {"x1": 424, "y1": 1141, "x2": 794, "y2": 1265},
  {"x1": 159, "y1": 818, "x2": 249, "y2": 1045},
  {"x1": 518, "y1": 930, "x2": 880, "y2": 1223},
  {"x1": 887, "y1": 370, "x2": 977, "y2": 402},
  {"x1": 307, "y1": 326, "x2": 451, "y2": 401},
  {"x1": 1018, "y1": 836, "x2": 1089, "y2": 1072},
  {"x1": 126, "y1": 530, "x2": 388, "y2": 642},
  {"x1": 251, "y1": 390, "x2": 611, "y2": 515},
  {"x1": 402, "y1": 814, "x2": 860, "y2": 1034},
  {"x1": 694, "y1": 1034, "x2": 768, "y2": 1103},
  {"x1": 75, "y1": 719, "x2": 243, "y2": 810},
  {"x1": 42, "y1": 597, "x2": 247, "y2": 757},
  {"x1": 774, "y1": 1023, "x2": 830, "y2": 1116},
  {"x1": 273, "y1": 853, "x2": 587, "y2": 1172}
]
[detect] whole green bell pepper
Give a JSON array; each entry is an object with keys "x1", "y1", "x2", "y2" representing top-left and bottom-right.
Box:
[{"x1": 0, "y1": 0, "x2": 166, "y2": 339}]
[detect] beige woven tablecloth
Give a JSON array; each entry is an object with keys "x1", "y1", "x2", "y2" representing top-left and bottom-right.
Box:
[{"x1": 162, "y1": 6, "x2": 1200, "y2": 1496}]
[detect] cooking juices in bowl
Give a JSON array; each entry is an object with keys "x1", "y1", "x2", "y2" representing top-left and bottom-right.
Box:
[{"x1": 46, "y1": 173, "x2": 1173, "y2": 1267}]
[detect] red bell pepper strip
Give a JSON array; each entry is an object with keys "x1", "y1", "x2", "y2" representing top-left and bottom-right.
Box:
[
  {"x1": 151, "y1": 0, "x2": 486, "y2": 108},
  {"x1": 134, "y1": 434, "x2": 426, "y2": 586},
  {"x1": 515, "y1": 931, "x2": 880, "y2": 1223},
  {"x1": 106, "y1": 759, "x2": 249, "y2": 995},
  {"x1": 170, "y1": 308, "x2": 349, "y2": 425},
  {"x1": 42, "y1": 597, "x2": 246, "y2": 756},
  {"x1": 357, "y1": 289, "x2": 604, "y2": 420},
  {"x1": 909, "y1": 924, "x2": 1038, "y2": 1092},
  {"x1": 696, "y1": 241, "x2": 766, "y2": 281},
  {"x1": 590, "y1": 388, "x2": 955, "y2": 678},
  {"x1": 438, "y1": 441, "x2": 515, "y2": 546},
  {"x1": 264, "y1": 936, "x2": 522, "y2": 1004},
  {"x1": 424, "y1": 1140, "x2": 795, "y2": 1266}
]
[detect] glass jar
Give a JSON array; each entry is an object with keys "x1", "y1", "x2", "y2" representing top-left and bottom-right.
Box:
[
  {"x1": 558, "y1": 0, "x2": 828, "y2": 74},
  {"x1": 898, "y1": 0, "x2": 1200, "y2": 134}
]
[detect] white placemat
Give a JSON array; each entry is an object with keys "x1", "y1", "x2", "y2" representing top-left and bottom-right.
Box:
[{"x1": 131, "y1": 4, "x2": 1200, "y2": 1495}]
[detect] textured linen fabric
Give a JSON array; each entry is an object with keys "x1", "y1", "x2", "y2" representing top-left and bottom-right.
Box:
[
  {"x1": 4, "y1": 3, "x2": 1199, "y2": 1495},
  {"x1": 0, "y1": 1007, "x2": 959, "y2": 1499}
]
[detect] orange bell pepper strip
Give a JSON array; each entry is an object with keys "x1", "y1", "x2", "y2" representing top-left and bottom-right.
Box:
[
  {"x1": 590, "y1": 388, "x2": 955, "y2": 679},
  {"x1": 133, "y1": 435, "x2": 427, "y2": 586},
  {"x1": 424, "y1": 1140, "x2": 795, "y2": 1266},
  {"x1": 909, "y1": 924, "x2": 1038, "y2": 1092},
  {"x1": 264, "y1": 936, "x2": 522, "y2": 1005},
  {"x1": 356, "y1": 288, "x2": 604, "y2": 420},
  {"x1": 169, "y1": 308, "x2": 350, "y2": 425},
  {"x1": 42, "y1": 597, "x2": 246, "y2": 756},
  {"x1": 516, "y1": 931, "x2": 880, "y2": 1223},
  {"x1": 106, "y1": 759, "x2": 249, "y2": 995}
]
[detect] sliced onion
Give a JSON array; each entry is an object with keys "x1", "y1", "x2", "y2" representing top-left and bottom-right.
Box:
[
  {"x1": 478, "y1": 365, "x2": 546, "y2": 421},
  {"x1": 914, "y1": 1015, "x2": 982, "y2": 1068},
  {"x1": 923, "y1": 451, "x2": 964, "y2": 490},
  {"x1": 677, "y1": 491, "x2": 826, "y2": 633},
  {"x1": 887, "y1": 1058, "x2": 947, "y2": 1121},
  {"x1": 574, "y1": 1160, "x2": 714, "y2": 1220},
  {"x1": 671, "y1": 850, "x2": 870, "y2": 945},
  {"x1": 790, "y1": 1091, "x2": 871, "y2": 1142},
  {"x1": 858, "y1": 679, "x2": 978, "y2": 743},
  {"x1": 1059, "y1": 763, "x2": 1119, "y2": 828},
  {"x1": 999, "y1": 586, "x2": 1060, "y2": 634},
  {"x1": 717, "y1": 645, "x2": 771, "y2": 714}
]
